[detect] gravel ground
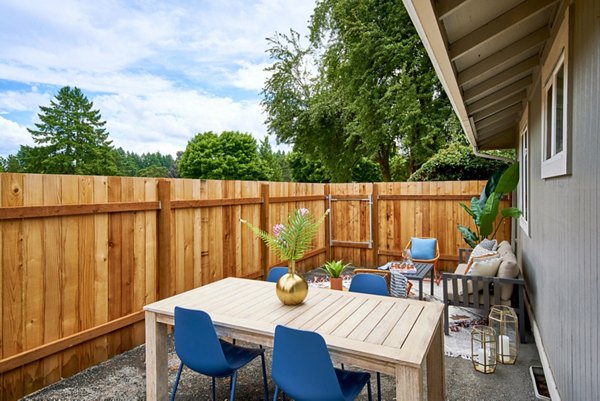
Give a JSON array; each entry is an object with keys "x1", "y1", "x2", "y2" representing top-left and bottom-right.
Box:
[
  {"x1": 23, "y1": 268, "x2": 543, "y2": 400},
  {"x1": 23, "y1": 335, "x2": 542, "y2": 401}
]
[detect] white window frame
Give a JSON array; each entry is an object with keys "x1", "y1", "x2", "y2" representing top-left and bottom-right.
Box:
[
  {"x1": 518, "y1": 104, "x2": 529, "y2": 236},
  {"x1": 541, "y1": 9, "x2": 569, "y2": 179}
]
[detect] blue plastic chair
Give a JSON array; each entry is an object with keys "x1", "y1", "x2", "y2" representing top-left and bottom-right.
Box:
[
  {"x1": 348, "y1": 274, "x2": 389, "y2": 296},
  {"x1": 171, "y1": 307, "x2": 269, "y2": 401},
  {"x1": 272, "y1": 325, "x2": 372, "y2": 401},
  {"x1": 348, "y1": 274, "x2": 388, "y2": 401},
  {"x1": 267, "y1": 266, "x2": 288, "y2": 283}
]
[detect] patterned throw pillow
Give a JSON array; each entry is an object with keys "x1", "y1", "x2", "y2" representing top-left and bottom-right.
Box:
[
  {"x1": 467, "y1": 243, "x2": 499, "y2": 265},
  {"x1": 479, "y1": 238, "x2": 498, "y2": 251}
]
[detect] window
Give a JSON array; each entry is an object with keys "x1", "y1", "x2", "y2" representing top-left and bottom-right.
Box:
[
  {"x1": 519, "y1": 105, "x2": 529, "y2": 236},
  {"x1": 541, "y1": 9, "x2": 569, "y2": 178}
]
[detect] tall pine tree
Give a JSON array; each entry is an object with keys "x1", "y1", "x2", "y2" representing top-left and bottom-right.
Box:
[{"x1": 23, "y1": 86, "x2": 117, "y2": 175}]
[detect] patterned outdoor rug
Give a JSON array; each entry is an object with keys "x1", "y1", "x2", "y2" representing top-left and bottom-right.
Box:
[{"x1": 305, "y1": 267, "x2": 485, "y2": 360}]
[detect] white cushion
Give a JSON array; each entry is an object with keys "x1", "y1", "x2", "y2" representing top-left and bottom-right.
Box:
[{"x1": 470, "y1": 257, "x2": 502, "y2": 277}]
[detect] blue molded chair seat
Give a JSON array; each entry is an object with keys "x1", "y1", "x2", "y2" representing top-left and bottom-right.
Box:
[
  {"x1": 335, "y1": 368, "x2": 372, "y2": 400},
  {"x1": 267, "y1": 266, "x2": 288, "y2": 283},
  {"x1": 171, "y1": 307, "x2": 268, "y2": 401},
  {"x1": 348, "y1": 274, "x2": 389, "y2": 296},
  {"x1": 272, "y1": 325, "x2": 372, "y2": 401}
]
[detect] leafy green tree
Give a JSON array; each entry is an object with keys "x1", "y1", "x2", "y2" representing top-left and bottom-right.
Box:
[
  {"x1": 137, "y1": 165, "x2": 170, "y2": 177},
  {"x1": 351, "y1": 157, "x2": 382, "y2": 182},
  {"x1": 112, "y1": 147, "x2": 177, "y2": 177},
  {"x1": 23, "y1": 86, "x2": 117, "y2": 175},
  {"x1": 258, "y1": 137, "x2": 287, "y2": 181},
  {"x1": 408, "y1": 144, "x2": 511, "y2": 182},
  {"x1": 287, "y1": 151, "x2": 331, "y2": 183},
  {"x1": 178, "y1": 131, "x2": 272, "y2": 180},
  {"x1": 262, "y1": 0, "x2": 461, "y2": 182}
]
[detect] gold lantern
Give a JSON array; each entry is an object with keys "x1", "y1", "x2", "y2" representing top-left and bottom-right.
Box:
[
  {"x1": 489, "y1": 305, "x2": 519, "y2": 364},
  {"x1": 471, "y1": 325, "x2": 497, "y2": 373}
]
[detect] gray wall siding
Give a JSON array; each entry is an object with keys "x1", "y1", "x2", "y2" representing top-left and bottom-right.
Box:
[{"x1": 518, "y1": 1, "x2": 600, "y2": 400}]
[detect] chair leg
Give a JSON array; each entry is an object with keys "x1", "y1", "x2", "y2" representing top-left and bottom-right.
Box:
[
  {"x1": 367, "y1": 378, "x2": 373, "y2": 401},
  {"x1": 229, "y1": 371, "x2": 238, "y2": 401},
  {"x1": 170, "y1": 363, "x2": 184, "y2": 401},
  {"x1": 212, "y1": 376, "x2": 216, "y2": 401},
  {"x1": 376, "y1": 372, "x2": 381, "y2": 401},
  {"x1": 260, "y1": 353, "x2": 269, "y2": 401}
]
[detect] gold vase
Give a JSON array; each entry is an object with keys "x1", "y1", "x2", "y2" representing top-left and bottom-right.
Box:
[{"x1": 275, "y1": 260, "x2": 308, "y2": 305}]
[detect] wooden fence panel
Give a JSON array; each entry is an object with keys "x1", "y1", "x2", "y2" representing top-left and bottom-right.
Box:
[
  {"x1": 0, "y1": 174, "x2": 159, "y2": 401},
  {"x1": 0, "y1": 173, "x2": 513, "y2": 400}
]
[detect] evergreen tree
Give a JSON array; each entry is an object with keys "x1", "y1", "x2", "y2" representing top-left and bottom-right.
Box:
[{"x1": 24, "y1": 86, "x2": 117, "y2": 175}]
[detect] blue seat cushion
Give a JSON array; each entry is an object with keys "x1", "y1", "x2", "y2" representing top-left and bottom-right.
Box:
[{"x1": 411, "y1": 237, "x2": 437, "y2": 260}]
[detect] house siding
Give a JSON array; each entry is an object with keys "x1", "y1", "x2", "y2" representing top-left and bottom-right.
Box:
[{"x1": 518, "y1": 1, "x2": 600, "y2": 400}]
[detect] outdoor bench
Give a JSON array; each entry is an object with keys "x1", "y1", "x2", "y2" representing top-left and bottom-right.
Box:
[{"x1": 442, "y1": 248, "x2": 526, "y2": 343}]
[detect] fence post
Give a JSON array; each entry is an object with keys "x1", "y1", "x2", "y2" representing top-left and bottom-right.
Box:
[
  {"x1": 157, "y1": 180, "x2": 172, "y2": 299},
  {"x1": 372, "y1": 183, "x2": 379, "y2": 268},
  {"x1": 260, "y1": 183, "x2": 270, "y2": 279},
  {"x1": 324, "y1": 183, "x2": 331, "y2": 262}
]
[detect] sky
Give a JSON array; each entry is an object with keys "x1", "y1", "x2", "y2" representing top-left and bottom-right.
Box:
[{"x1": 0, "y1": 0, "x2": 316, "y2": 157}]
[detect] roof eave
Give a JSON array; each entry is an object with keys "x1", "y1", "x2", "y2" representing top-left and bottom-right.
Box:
[{"x1": 402, "y1": 0, "x2": 478, "y2": 149}]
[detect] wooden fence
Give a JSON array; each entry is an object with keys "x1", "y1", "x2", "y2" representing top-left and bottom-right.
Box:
[{"x1": 0, "y1": 173, "x2": 510, "y2": 400}]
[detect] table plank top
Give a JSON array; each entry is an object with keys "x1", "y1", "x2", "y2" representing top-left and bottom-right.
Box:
[{"x1": 144, "y1": 277, "x2": 443, "y2": 367}]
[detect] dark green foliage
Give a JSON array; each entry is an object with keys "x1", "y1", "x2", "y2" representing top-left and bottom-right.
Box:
[
  {"x1": 351, "y1": 158, "x2": 382, "y2": 183},
  {"x1": 137, "y1": 165, "x2": 170, "y2": 177},
  {"x1": 390, "y1": 155, "x2": 409, "y2": 181},
  {"x1": 287, "y1": 151, "x2": 331, "y2": 183},
  {"x1": 408, "y1": 144, "x2": 511, "y2": 182},
  {"x1": 262, "y1": 0, "x2": 462, "y2": 182},
  {"x1": 258, "y1": 137, "x2": 291, "y2": 181},
  {"x1": 24, "y1": 86, "x2": 117, "y2": 175},
  {"x1": 112, "y1": 148, "x2": 176, "y2": 177},
  {"x1": 178, "y1": 131, "x2": 272, "y2": 180}
]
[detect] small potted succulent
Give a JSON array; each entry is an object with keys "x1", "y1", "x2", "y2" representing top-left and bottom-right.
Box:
[{"x1": 322, "y1": 260, "x2": 350, "y2": 290}]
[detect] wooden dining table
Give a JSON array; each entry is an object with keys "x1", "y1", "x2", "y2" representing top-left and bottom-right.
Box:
[{"x1": 144, "y1": 277, "x2": 445, "y2": 401}]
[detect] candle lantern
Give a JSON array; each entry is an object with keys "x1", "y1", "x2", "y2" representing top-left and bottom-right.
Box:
[
  {"x1": 489, "y1": 305, "x2": 519, "y2": 364},
  {"x1": 471, "y1": 325, "x2": 497, "y2": 373}
]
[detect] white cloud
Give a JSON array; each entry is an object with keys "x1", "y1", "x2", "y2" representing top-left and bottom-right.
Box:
[
  {"x1": 94, "y1": 90, "x2": 268, "y2": 156},
  {"x1": 230, "y1": 62, "x2": 272, "y2": 91},
  {"x1": 0, "y1": 89, "x2": 51, "y2": 113},
  {"x1": 0, "y1": 0, "x2": 313, "y2": 157},
  {"x1": 0, "y1": 116, "x2": 32, "y2": 155}
]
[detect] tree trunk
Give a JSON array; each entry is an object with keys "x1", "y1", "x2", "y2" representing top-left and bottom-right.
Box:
[{"x1": 377, "y1": 147, "x2": 392, "y2": 182}]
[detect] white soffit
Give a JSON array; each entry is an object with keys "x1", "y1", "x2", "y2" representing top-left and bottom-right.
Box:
[{"x1": 403, "y1": 0, "x2": 560, "y2": 150}]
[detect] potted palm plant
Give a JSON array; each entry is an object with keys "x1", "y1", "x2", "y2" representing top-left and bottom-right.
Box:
[
  {"x1": 322, "y1": 260, "x2": 350, "y2": 290},
  {"x1": 458, "y1": 163, "x2": 522, "y2": 247},
  {"x1": 241, "y1": 208, "x2": 329, "y2": 305}
]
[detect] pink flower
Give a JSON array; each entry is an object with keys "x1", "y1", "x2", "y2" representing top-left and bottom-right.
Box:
[
  {"x1": 273, "y1": 224, "x2": 285, "y2": 237},
  {"x1": 299, "y1": 208, "x2": 309, "y2": 216}
]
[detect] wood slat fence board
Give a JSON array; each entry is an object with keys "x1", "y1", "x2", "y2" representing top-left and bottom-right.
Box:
[{"x1": 0, "y1": 173, "x2": 511, "y2": 400}]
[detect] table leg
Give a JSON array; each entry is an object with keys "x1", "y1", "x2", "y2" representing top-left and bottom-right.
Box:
[
  {"x1": 395, "y1": 364, "x2": 423, "y2": 401},
  {"x1": 146, "y1": 311, "x2": 168, "y2": 401},
  {"x1": 419, "y1": 279, "x2": 424, "y2": 300},
  {"x1": 430, "y1": 267, "x2": 434, "y2": 295},
  {"x1": 426, "y1": 318, "x2": 445, "y2": 401}
]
